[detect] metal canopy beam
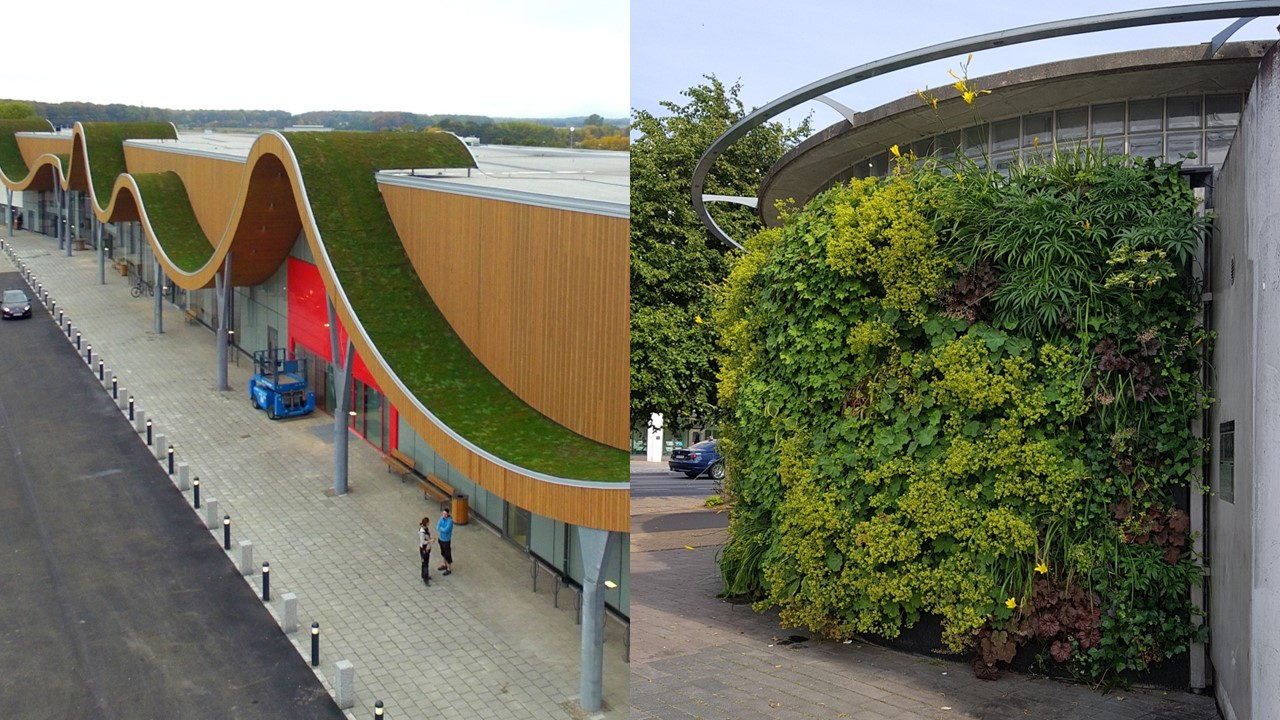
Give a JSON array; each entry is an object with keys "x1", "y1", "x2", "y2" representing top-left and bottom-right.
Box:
[{"x1": 691, "y1": 1, "x2": 1280, "y2": 249}]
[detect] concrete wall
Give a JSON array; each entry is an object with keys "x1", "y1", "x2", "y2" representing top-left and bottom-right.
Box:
[{"x1": 1211, "y1": 40, "x2": 1280, "y2": 720}]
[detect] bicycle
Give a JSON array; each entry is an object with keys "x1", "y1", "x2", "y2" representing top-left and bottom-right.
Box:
[{"x1": 130, "y1": 277, "x2": 154, "y2": 298}]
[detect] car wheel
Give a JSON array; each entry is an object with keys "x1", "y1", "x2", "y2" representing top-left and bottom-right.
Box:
[{"x1": 709, "y1": 463, "x2": 725, "y2": 480}]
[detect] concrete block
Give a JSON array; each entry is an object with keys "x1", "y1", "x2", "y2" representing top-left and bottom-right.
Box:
[
  {"x1": 238, "y1": 540, "x2": 254, "y2": 575},
  {"x1": 117, "y1": 388, "x2": 128, "y2": 410},
  {"x1": 133, "y1": 409, "x2": 146, "y2": 434},
  {"x1": 281, "y1": 593, "x2": 298, "y2": 634},
  {"x1": 177, "y1": 462, "x2": 190, "y2": 491},
  {"x1": 154, "y1": 433, "x2": 167, "y2": 459},
  {"x1": 334, "y1": 660, "x2": 355, "y2": 710},
  {"x1": 205, "y1": 498, "x2": 219, "y2": 529}
]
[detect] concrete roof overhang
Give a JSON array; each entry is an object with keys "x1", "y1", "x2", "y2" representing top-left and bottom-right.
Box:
[{"x1": 759, "y1": 41, "x2": 1273, "y2": 226}]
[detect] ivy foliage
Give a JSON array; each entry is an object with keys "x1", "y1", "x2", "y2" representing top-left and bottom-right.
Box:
[{"x1": 716, "y1": 149, "x2": 1210, "y2": 685}]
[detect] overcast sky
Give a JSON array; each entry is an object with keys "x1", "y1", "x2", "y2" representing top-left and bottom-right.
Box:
[
  {"x1": 632, "y1": 0, "x2": 1280, "y2": 132},
  {"x1": 1, "y1": 0, "x2": 628, "y2": 118}
]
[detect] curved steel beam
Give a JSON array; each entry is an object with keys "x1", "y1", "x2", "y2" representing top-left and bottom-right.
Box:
[{"x1": 691, "y1": 1, "x2": 1280, "y2": 249}]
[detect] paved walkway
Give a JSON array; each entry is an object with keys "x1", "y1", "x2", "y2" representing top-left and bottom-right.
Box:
[
  {"x1": 2, "y1": 230, "x2": 627, "y2": 719},
  {"x1": 630, "y1": 460, "x2": 1221, "y2": 720}
]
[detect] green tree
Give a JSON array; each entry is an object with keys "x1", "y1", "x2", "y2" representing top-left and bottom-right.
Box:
[
  {"x1": 630, "y1": 75, "x2": 809, "y2": 431},
  {"x1": 0, "y1": 100, "x2": 38, "y2": 120}
]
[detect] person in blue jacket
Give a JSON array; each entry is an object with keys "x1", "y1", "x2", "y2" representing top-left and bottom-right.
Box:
[{"x1": 437, "y1": 508, "x2": 455, "y2": 576}]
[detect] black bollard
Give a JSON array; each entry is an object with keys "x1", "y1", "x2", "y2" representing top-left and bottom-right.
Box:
[
  {"x1": 223, "y1": 515, "x2": 231, "y2": 550},
  {"x1": 75, "y1": 332, "x2": 81, "y2": 349},
  {"x1": 146, "y1": 419, "x2": 153, "y2": 446},
  {"x1": 58, "y1": 309, "x2": 63, "y2": 325},
  {"x1": 97, "y1": 360, "x2": 104, "y2": 381},
  {"x1": 193, "y1": 477, "x2": 201, "y2": 509},
  {"x1": 374, "y1": 700, "x2": 384, "y2": 718},
  {"x1": 167, "y1": 446, "x2": 175, "y2": 474},
  {"x1": 310, "y1": 622, "x2": 320, "y2": 666},
  {"x1": 112, "y1": 376, "x2": 118, "y2": 399},
  {"x1": 50, "y1": 300, "x2": 55, "y2": 315},
  {"x1": 128, "y1": 396, "x2": 135, "y2": 421},
  {"x1": 66, "y1": 320, "x2": 71, "y2": 337},
  {"x1": 86, "y1": 345, "x2": 92, "y2": 364},
  {"x1": 262, "y1": 562, "x2": 270, "y2": 601}
]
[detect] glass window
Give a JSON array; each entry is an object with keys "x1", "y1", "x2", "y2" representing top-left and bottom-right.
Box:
[
  {"x1": 1167, "y1": 132, "x2": 1203, "y2": 161},
  {"x1": 1091, "y1": 102, "x2": 1125, "y2": 138},
  {"x1": 1128, "y1": 134, "x2": 1163, "y2": 160},
  {"x1": 1206, "y1": 129, "x2": 1234, "y2": 165},
  {"x1": 1167, "y1": 96, "x2": 1203, "y2": 130},
  {"x1": 506, "y1": 502, "x2": 531, "y2": 549},
  {"x1": 936, "y1": 131, "x2": 962, "y2": 156},
  {"x1": 364, "y1": 385, "x2": 385, "y2": 452},
  {"x1": 1128, "y1": 99, "x2": 1163, "y2": 133},
  {"x1": 1056, "y1": 107, "x2": 1088, "y2": 141},
  {"x1": 962, "y1": 125, "x2": 988, "y2": 158},
  {"x1": 867, "y1": 153, "x2": 889, "y2": 178},
  {"x1": 1205, "y1": 94, "x2": 1242, "y2": 128},
  {"x1": 990, "y1": 151, "x2": 1016, "y2": 176},
  {"x1": 910, "y1": 137, "x2": 935, "y2": 158},
  {"x1": 992, "y1": 118, "x2": 1020, "y2": 152},
  {"x1": 1022, "y1": 112, "x2": 1052, "y2": 149}
]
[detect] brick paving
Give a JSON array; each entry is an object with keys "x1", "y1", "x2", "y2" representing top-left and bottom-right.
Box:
[
  {"x1": 2, "y1": 231, "x2": 627, "y2": 719},
  {"x1": 630, "y1": 476, "x2": 1220, "y2": 720}
]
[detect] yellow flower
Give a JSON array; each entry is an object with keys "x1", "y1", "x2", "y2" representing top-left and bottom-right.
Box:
[
  {"x1": 955, "y1": 173, "x2": 963, "y2": 183},
  {"x1": 890, "y1": 144, "x2": 901, "y2": 158},
  {"x1": 1083, "y1": 220, "x2": 1091, "y2": 231},
  {"x1": 1005, "y1": 597, "x2": 1017, "y2": 609},
  {"x1": 1035, "y1": 560, "x2": 1048, "y2": 575},
  {"x1": 1033, "y1": 136, "x2": 1040, "y2": 149},
  {"x1": 695, "y1": 315, "x2": 703, "y2": 324},
  {"x1": 962, "y1": 90, "x2": 976, "y2": 105},
  {"x1": 954, "y1": 80, "x2": 968, "y2": 94}
]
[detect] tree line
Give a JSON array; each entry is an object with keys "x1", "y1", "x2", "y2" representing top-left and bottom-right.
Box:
[{"x1": 0, "y1": 99, "x2": 628, "y2": 149}]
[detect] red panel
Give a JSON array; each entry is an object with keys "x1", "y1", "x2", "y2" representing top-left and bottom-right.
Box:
[{"x1": 287, "y1": 257, "x2": 378, "y2": 389}]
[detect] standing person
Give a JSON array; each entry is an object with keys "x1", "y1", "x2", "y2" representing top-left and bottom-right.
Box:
[
  {"x1": 437, "y1": 508, "x2": 454, "y2": 576},
  {"x1": 418, "y1": 517, "x2": 433, "y2": 586}
]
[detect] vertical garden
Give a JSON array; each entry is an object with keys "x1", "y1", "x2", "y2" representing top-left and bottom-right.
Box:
[{"x1": 714, "y1": 147, "x2": 1212, "y2": 684}]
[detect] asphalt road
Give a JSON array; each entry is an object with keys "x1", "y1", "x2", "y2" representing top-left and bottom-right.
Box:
[
  {"x1": 0, "y1": 271, "x2": 343, "y2": 719},
  {"x1": 629, "y1": 462, "x2": 717, "y2": 498}
]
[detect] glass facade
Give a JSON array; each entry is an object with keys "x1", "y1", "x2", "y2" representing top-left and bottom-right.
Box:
[{"x1": 855, "y1": 93, "x2": 1243, "y2": 178}]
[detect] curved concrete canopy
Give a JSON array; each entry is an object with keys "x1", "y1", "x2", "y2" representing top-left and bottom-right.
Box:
[{"x1": 759, "y1": 41, "x2": 1272, "y2": 226}]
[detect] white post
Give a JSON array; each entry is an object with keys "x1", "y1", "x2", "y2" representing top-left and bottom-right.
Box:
[{"x1": 646, "y1": 413, "x2": 664, "y2": 462}]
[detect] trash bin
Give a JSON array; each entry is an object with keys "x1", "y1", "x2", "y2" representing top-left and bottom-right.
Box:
[{"x1": 452, "y1": 493, "x2": 469, "y2": 525}]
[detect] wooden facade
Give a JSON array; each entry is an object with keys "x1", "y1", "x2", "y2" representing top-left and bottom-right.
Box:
[
  {"x1": 124, "y1": 145, "x2": 245, "y2": 244},
  {"x1": 380, "y1": 184, "x2": 628, "y2": 450}
]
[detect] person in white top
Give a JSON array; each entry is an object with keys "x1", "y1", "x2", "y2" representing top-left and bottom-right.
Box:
[{"x1": 418, "y1": 517, "x2": 433, "y2": 586}]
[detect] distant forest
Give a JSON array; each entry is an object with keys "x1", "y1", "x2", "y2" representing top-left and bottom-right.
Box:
[{"x1": 4, "y1": 99, "x2": 629, "y2": 150}]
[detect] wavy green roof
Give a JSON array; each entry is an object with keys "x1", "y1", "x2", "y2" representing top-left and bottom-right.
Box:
[
  {"x1": 286, "y1": 132, "x2": 627, "y2": 481},
  {"x1": 81, "y1": 122, "x2": 176, "y2": 201},
  {"x1": 134, "y1": 172, "x2": 213, "y2": 271},
  {"x1": 0, "y1": 119, "x2": 53, "y2": 180}
]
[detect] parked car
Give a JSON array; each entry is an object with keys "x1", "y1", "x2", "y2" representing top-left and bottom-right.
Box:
[
  {"x1": 669, "y1": 439, "x2": 724, "y2": 480},
  {"x1": 1, "y1": 288, "x2": 32, "y2": 319}
]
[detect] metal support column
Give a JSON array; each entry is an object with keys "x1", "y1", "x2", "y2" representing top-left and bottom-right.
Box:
[
  {"x1": 216, "y1": 256, "x2": 231, "y2": 391},
  {"x1": 63, "y1": 187, "x2": 71, "y2": 256},
  {"x1": 576, "y1": 527, "x2": 619, "y2": 713},
  {"x1": 96, "y1": 218, "x2": 105, "y2": 284},
  {"x1": 5, "y1": 188, "x2": 12, "y2": 237},
  {"x1": 154, "y1": 258, "x2": 164, "y2": 334},
  {"x1": 329, "y1": 298, "x2": 354, "y2": 496}
]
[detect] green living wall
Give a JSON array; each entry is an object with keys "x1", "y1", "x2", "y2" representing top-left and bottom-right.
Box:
[{"x1": 716, "y1": 148, "x2": 1211, "y2": 684}]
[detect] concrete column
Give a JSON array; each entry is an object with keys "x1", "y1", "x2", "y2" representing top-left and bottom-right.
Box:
[
  {"x1": 117, "y1": 387, "x2": 129, "y2": 410},
  {"x1": 215, "y1": 260, "x2": 230, "y2": 391},
  {"x1": 177, "y1": 462, "x2": 190, "y2": 491},
  {"x1": 133, "y1": 409, "x2": 147, "y2": 434},
  {"x1": 63, "y1": 187, "x2": 71, "y2": 257},
  {"x1": 238, "y1": 540, "x2": 254, "y2": 575},
  {"x1": 5, "y1": 188, "x2": 11, "y2": 237},
  {"x1": 281, "y1": 593, "x2": 298, "y2": 633},
  {"x1": 329, "y1": 298, "x2": 354, "y2": 496},
  {"x1": 334, "y1": 660, "x2": 355, "y2": 710},
  {"x1": 576, "y1": 527, "x2": 619, "y2": 713},
  {"x1": 646, "y1": 413, "x2": 664, "y2": 462},
  {"x1": 154, "y1": 433, "x2": 167, "y2": 460},
  {"x1": 204, "y1": 498, "x2": 219, "y2": 529}
]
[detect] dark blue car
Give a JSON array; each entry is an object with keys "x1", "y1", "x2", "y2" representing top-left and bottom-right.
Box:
[{"x1": 669, "y1": 439, "x2": 724, "y2": 480}]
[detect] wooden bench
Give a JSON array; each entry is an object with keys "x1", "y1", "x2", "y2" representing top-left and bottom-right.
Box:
[
  {"x1": 385, "y1": 448, "x2": 416, "y2": 479},
  {"x1": 420, "y1": 472, "x2": 455, "y2": 506},
  {"x1": 184, "y1": 307, "x2": 200, "y2": 326}
]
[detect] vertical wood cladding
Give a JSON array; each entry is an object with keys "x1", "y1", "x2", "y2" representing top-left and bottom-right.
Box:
[
  {"x1": 380, "y1": 183, "x2": 627, "y2": 450},
  {"x1": 123, "y1": 145, "x2": 245, "y2": 244}
]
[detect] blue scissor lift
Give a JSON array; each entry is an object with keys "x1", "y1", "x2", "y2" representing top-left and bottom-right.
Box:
[{"x1": 249, "y1": 348, "x2": 316, "y2": 420}]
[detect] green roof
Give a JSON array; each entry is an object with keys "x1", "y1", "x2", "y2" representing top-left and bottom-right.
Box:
[
  {"x1": 0, "y1": 119, "x2": 53, "y2": 181},
  {"x1": 285, "y1": 132, "x2": 627, "y2": 481},
  {"x1": 133, "y1": 172, "x2": 214, "y2": 271}
]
